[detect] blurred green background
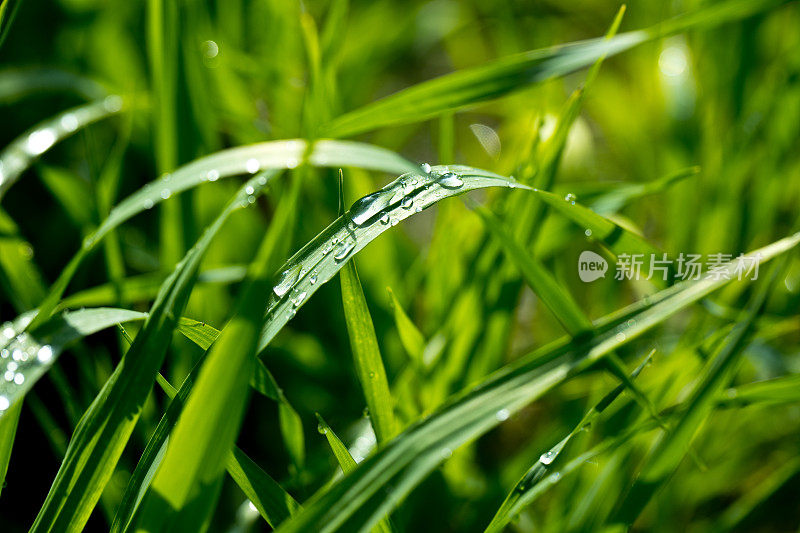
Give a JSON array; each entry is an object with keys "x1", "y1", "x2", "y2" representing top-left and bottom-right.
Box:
[{"x1": 1, "y1": 0, "x2": 800, "y2": 531}]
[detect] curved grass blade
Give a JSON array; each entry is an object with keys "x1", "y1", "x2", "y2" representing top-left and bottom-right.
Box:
[
  {"x1": 131, "y1": 165, "x2": 523, "y2": 530},
  {"x1": 21, "y1": 139, "x2": 418, "y2": 333},
  {"x1": 484, "y1": 351, "x2": 653, "y2": 533},
  {"x1": 534, "y1": 188, "x2": 672, "y2": 285},
  {"x1": 257, "y1": 165, "x2": 524, "y2": 353},
  {"x1": 274, "y1": 232, "x2": 800, "y2": 533},
  {"x1": 340, "y1": 259, "x2": 397, "y2": 444},
  {"x1": 0, "y1": 97, "x2": 125, "y2": 200},
  {"x1": 0, "y1": 308, "x2": 146, "y2": 416},
  {"x1": 0, "y1": 68, "x2": 105, "y2": 103},
  {"x1": 719, "y1": 374, "x2": 800, "y2": 408},
  {"x1": 30, "y1": 172, "x2": 275, "y2": 533},
  {"x1": 612, "y1": 265, "x2": 784, "y2": 527},
  {"x1": 321, "y1": 0, "x2": 779, "y2": 138}
]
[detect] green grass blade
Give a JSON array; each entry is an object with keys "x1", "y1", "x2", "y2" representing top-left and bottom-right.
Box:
[
  {"x1": 386, "y1": 286, "x2": 425, "y2": 363},
  {"x1": 316, "y1": 414, "x2": 358, "y2": 473},
  {"x1": 484, "y1": 351, "x2": 653, "y2": 533},
  {"x1": 340, "y1": 259, "x2": 398, "y2": 444},
  {"x1": 612, "y1": 265, "x2": 784, "y2": 526},
  {"x1": 0, "y1": 97, "x2": 124, "y2": 199},
  {"x1": 0, "y1": 0, "x2": 22, "y2": 48},
  {"x1": 0, "y1": 399, "x2": 22, "y2": 497},
  {"x1": 274, "y1": 233, "x2": 800, "y2": 533},
  {"x1": 30, "y1": 173, "x2": 275, "y2": 533},
  {"x1": 0, "y1": 68, "x2": 105, "y2": 103},
  {"x1": 23, "y1": 139, "x2": 418, "y2": 331},
  {"x1": 475, "y1": 204, "x2": 592, "y2": 336},
  {"x1": 321, "y1": 0, "x2": 777, "y2": 138}
]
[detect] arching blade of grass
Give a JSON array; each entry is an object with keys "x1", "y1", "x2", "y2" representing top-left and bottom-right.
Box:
[
  {"x1": 386, "y1": 287, "x2": 425, "y2": 364},
  {"x1": 718, "y1": 374, "x2": 800, "y2": 407},
  {"x1": 0, "y1": 308, "x2": 146, "y2": 415},
  {"x1": 484, "y1": 351, "x2": 653, "y2": 533},
  {"x1": 316, "y1": 415, "x2": 393, "y2": 533},
  {"x1": 611, "y1": 264, "x2": 784, "y2": 527},
  {"x1": 0, "y1": 208, "x2": 46, "y2": 311},
  {"x1": 30, "y1": 172, "x2": 275, "y2": 533},
  {"x1": 274, "y1": 232, "x2": 800, "y2": 533},
  {"x1": 0, "y1": 68, "x2": 106, "y2": 103},
  {"x1": 534, "y1": 189, "x2": 672, "y2": 284},
  {"x1": 0, "y1": 97, "x2": 125, "y2": 199},
  {"x1": 321, "y1": 0, "x2": 779, "y2": 138},
  {"x1": 257, "y1": 165, "x2": 524, "y2": 352},
  {"x1": 18, "y1": 139, "x2": 418, "y2": 333},
  {"x1": 585, "y1": 166, "x2": 700, "y2": 215},
  {"x1": 132, "y1": 165, "x2": 524, "y2": 530},
  {"x1": 340, "y1": 260, "x2": 398, "y2": 444}
]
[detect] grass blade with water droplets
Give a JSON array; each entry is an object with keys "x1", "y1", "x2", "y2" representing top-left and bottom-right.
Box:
[{"x1": 274, "y1": 232, "x2": 800, "y2": 533}]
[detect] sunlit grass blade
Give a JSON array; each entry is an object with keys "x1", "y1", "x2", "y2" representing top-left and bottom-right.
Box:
[
  {"x1": 0, "y1": 97, "x2": 124, "y2": 199},
  {"x1": 321, "y1": 0, "x2": 777, "y2": 138},
  {"x1": 611, "y1": 265, "x2": 784, "y2": 527},
  {"x1": 340, "y1": 259, "x2": 397, "y2": 444},
  {"x1": 0, "y1": 308, "x2": 146, "y2": 415},
  {"x1": 22, "y1": 139, "x2": 419, "y2": 332},
  {"x1": 386, "y1": 286, "x2": 425, "y2": 363},
  {"x1": 484, "y1": 351, "x2": 653, "y2": 533},
  {"x1": 274, "y1": 233, "x2": 800, "y2": 533},
  {"x1": 719, "y1": 374, "x2": 800, "y2": 407},
  {"x1": 257, "y1": 165, "x2": 524, "y2": 353},
  {"x1": 31, "y1": 172, "x2": 275, "y2": 533}
]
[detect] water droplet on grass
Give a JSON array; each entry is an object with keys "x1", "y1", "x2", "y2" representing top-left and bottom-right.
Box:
[
  {"x1": 380, "y1": 214, "x2": 390, "y2": 225},
  {"x1": 401, "y1": 196, "x2": 413, "y2": 209},
  {"x1": 274, "y1": 265, "x2": 301, "y2": 297},
  {"x1": 0, "y1": 396, "x2": 8, "y2": 411},
  {"x1": 60, "y1": 114, "x2": 79, "y2": 132},
  {"x1": 207, "y1": 169, "x2": 220, "y2": 182},
  {"x1": 334, "y1": 239, "x2": 356, "y2": 262},
  {"x1": 539, "y1": 451, "x2": 556, "y2": 465},
  {"x1": 246, "y1": 158, "x2": 260, "y2": 174},
  {"x1": 564, "y1": 193, "x2": 576, "y2": 204},
  {"x1": 26, "y1": 129, "x2": 56, "y2": 155},
  {"x1": 420, "y1": 162, "x2": 432, "y2": 174},
  {"x1": 495, "y1": 408, "x2": 510, "y2": 421},
  {"x1": 438, "y1": 172, "x2": 464, "y2": 189},
  {"x1": 160, "y1": 189, "x2": 171, "y2": 199}
]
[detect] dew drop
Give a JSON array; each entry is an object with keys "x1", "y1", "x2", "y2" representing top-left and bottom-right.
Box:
[
  {"x1": 309, "y1": 271, "x2": 318, "y2": 285},
  {"x1": 286, "y1": 308, "x2": 296, "y2": 319},
  {"x1": 564, "y1": 193, "x2": 577, "y2": 204},
  {"x1": 615, "y1": 332, "x2": 627, "y2": 342},
  {"x1": 60, "y1": 114, "x2": 79, "y2": 132},
  {"x1": 103, "y1": 95, "x2": 123, "y2": 112},
  {"x1": 440, "y1": 447, "x2": 453, "y2": 459},
  {"x1": 349, "y1": 191, "x2": 390, "y2": 227},
  {"x1": 0, "y1": 396, "x2": 8, "y2": 410},
  {"x1": 14, "y1": 373, "x2": 23, "y2": 385},
  {"x1": 245, "y1": 185, "x2": 255, "y2": 195},
  {"x1": 292, "y1": 291, "x2": 307, "y2": 307},
  {"x1": 368, "y1": 371, "x2": 376, "y2": 379},
  {"x1": 207, "y1": 169, "x2": 220, "y2": 182},
  {"x1": 0, "y1": 350, "x2": 8, "y2": 359},
  {"x1": 247, "y1": 195, "x2": 256, "y2": 204},
  {"x1": 585, "y1": 229, "x2": 592, "y2": 237},
  {"x1": 7, "y1": 362, "x2": 17, "y2": 372},
  {"x1": 437, "y1": 172, "x2": 464, "y2": 189},
  {"x1": 495, "y1": 408, "x2": 510, "y2": 422},
  {"x1": 160, "y1": 189, "x2": 171, "y2": 199},
  {"x1": 333, "y1": 239, "x2": 356, "y2": 262},
  {"x1": 246, "y1": 158, "x2": 260, "y2": 174},
  {"x1": 380, "y1": 214, "x2": 390, "y2": 225},
  {"x1": 317, "y1": 423, "x2": 328, "y2": 435},
  {"x1": 273, "y1": 265, "x2": 301, "y2": 298},
  {"x1": 539, "y1": 450, "x2": 556, "y2": 465},
  {"x1": 143, "y1": 199, "x2": 154, "y2": 210},
  {"x1": 37, "y1": 345, "x2": 53, "y2": 363},
  {"x1": 401, "y1": 196, "x2": 413, "y2": 209},
  {"x1": 2, "y1": 326, "x2": 14, "y2": 339},
  {"x1": 26, "y1": 129, "x2": 56, "y2": 155},
  {"x1": 420, "y1": 162, "x2": 432, "y2": 174}
]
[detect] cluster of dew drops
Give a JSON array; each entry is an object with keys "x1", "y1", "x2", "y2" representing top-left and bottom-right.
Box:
[
  {"x1": 267, "y1": 163, "x2": 468, "y2": 323},
  {"x1": 0, "y1": 322, "x2": 54, "y2": 413}
]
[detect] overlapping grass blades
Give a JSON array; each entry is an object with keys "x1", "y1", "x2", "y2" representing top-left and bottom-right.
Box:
[{"x1": 275, "y1": 231, "x2": 800, "y2": 533}]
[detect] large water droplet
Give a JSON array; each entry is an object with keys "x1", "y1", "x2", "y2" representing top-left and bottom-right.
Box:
[
  {"x1": 437, "y1": 172, "x2": 463, "y2": 189},
  {"x1": 60, "y1": 114, "x2": 79, "y2": 132},
  {"x1": 245, "y1": 185, "x2": 255, "y2": 195},
  {"x1": 246, "y1": 158, "x2": 260, "y2": 174},
  {"x1": 273, "y1": 265, "x2": 301, "y2": 297},
  {"x1": 37, "y1": 345, "x2": 53, "y2": 363},
  {"x1": 349, "y1": 191, "x2": 390, "y2": 227},
  {"x1": 160, "y1": 189, "x2": 171, "y2": 199},
  {"x1": 380, "y1": 214, "x2": 390, "y2": 225},
  {"x1": 401, "y1": 196, "x2": 413, "y2": 209},
  {"x1": 207, "y1": 169, "x2": 220, "y2": 182},
  {"x1": 539, "y1": 450, "x2": 556, "y2": 465},
  {"x1": 0, "y1": 396, "x2": 8, "y2": 411},
  {"x1": 420, "y1": 162, "x2": 432, "y2": 174},
  {"x1": 334, "y1": 239, "x2": 356, "y2": 262},
  {"x1": 495, "y1": 408, "x2": 510, "y2": 421},
  {"x1": 26, "y1": 129, "x2": 56, "y2": 155},
  {"x1": 309, "y1": 271, "x2": 318, "y2": 285}
]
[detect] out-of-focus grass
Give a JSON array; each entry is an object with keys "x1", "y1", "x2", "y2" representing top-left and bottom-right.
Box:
[{"x1": 0, "y1": 0, "x2": 799, "y2": 531}]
